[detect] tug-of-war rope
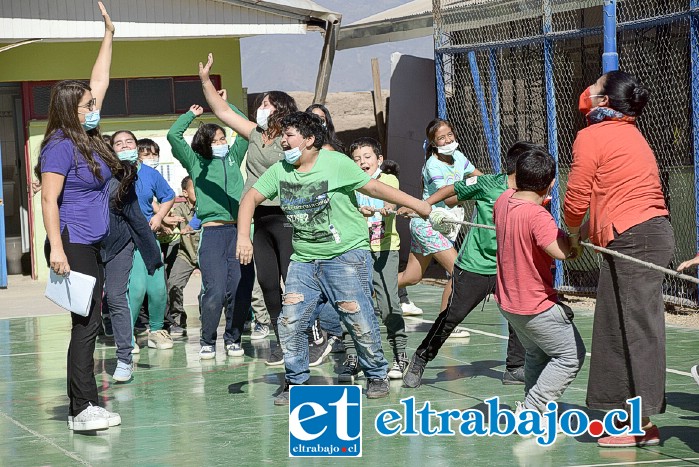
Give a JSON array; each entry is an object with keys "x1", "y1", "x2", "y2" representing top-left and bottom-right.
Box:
[{"x1": 367, "y1": 206, "x2": 699, "y2": 286}]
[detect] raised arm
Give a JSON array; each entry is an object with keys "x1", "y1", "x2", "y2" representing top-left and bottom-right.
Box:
[
  {"x1": 90, "y1": 2, "x2": 115, "y2": 108},
  {"x1": 199, "y1": 53, "x2": 257, "y2": 138}
]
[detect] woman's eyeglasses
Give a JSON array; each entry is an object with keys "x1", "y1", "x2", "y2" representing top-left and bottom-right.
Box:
[{"x1": 78, "y1": 98, "x2": 97, "y2": 111}]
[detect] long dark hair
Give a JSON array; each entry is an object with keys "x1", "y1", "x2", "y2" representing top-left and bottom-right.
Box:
[
  {"x1": 261, "y1": 91, "x2": 297, "y2": 139},
  {"x1": 600, "y1": 70, "x2": 650, "y2": 117},
  {"x1": 305, "y1": 103, "x2": 344, "y2": 152},
  {"x1": 109, "y1": 130, "x2": 141, "y2": 209},
  {"x1": 425, "y1": 118, "x2": 456, "y2": 161},
  {"x1": 35, "y1": 80, "x2": 121, "y2": 183},
  {"x1": 191, "y1": 123, "x2": 225, "y2": 159}
]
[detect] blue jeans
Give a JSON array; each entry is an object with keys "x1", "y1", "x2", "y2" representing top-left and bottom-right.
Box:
[
  {"x1": 279, "y1": 249, "x2": 388, "y2": 384},
  {"x1": 199, "y1": 224, "x2": 255, "y2": 347}
]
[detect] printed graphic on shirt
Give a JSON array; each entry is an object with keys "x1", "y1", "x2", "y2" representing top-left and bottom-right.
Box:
[{"x1": 280, "y1": 180, "x2": 333, "y2": 243}]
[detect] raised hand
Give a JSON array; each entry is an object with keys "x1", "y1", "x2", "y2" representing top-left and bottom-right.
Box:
[
  {"x1": 190, "y1": 104, "x2": 204, "y2": 117},
  {"x1": 199, "y1": 53, "x2": 214, "y2": 83},
  {"x1": 98, "y1": 1, "x2": 115, "y2": 34}
]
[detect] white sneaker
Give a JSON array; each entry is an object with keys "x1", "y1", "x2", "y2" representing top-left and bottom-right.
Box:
[
  {"x1": 225, "y1": 342, "x2": 244, "y2": 357},
  {"x1": 148, "y1": 330, "x2": 174, "y2": 350},
  {"x1": 68, "y1": 404, "x2": 109, "y2": 431},
  {"x1": 448, "y1": 327, "x2": 470, "y2": 339},
  {"x1": 131, "y1": 342, "x2": 140, "y2": 354},
  {"x1": 691, "y1": 365, "x2": 699, "y2": 386},
  {"x1": 199, "y1": 345, "x2": 216, "y2": 359},
  {"x1": 401, "y1": 301, "x2": 423, "y2": 316},
  {"x1": 92, "y1": 406, "x2": 121, "y2": 427}
]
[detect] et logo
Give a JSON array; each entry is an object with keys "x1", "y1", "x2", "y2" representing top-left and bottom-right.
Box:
[{"x1": 288, "y1": 385, "x2": 362, "y2": 457}]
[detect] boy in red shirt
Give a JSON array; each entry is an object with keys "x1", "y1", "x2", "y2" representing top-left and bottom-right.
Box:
[{"x1": 493, "y1": 148, "x2": 585, "y2": 416}]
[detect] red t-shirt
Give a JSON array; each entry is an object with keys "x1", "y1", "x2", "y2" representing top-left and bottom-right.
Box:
[{"x1": 494, "y1": 189, "x2": 563, "y2": 315}]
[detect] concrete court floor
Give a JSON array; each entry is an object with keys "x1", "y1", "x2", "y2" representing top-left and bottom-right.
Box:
[{"x1": 0, "y1": 276, "x2": 698, "y2": 466}]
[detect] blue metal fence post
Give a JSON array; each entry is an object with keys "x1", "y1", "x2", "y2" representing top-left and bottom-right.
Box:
[
  {"x1": 602, "y1": 0, "x2": 619, "y2": 72},
  {"x1": 690, "y1": 0, "x2": 699, "y2": 285},
  {"x1": 488, "y1": 49, "x2": 502, "y2": 173},
  {"x1": 435, "y1": 51, "x2": 448, "y2": 119},
  {"x1": 468, "y1": 51, "x2": 497, "y2": 168},
  {"x1": 0, "y1": 142, "x2": 7, "y2": 288},
  {"x1": 543, "y1": 0, "x2": 563, "y2": 288}
]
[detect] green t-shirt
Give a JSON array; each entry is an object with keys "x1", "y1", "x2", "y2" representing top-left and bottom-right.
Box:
[
  {"x1": 453, "y1": 173, "x2": 508, "y2": 275},
  {"x1": 253, "y1": 149, "x2": 372, "y2": 262}
]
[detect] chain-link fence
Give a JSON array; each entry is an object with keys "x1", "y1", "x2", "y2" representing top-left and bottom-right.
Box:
[{"x1": 434, "y1": 0, "x2": 699, "y2": 306}]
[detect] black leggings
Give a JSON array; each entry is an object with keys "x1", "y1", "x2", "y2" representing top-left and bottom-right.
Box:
[
  {"x1": 253, "y1": 205, "x2": 294, "y2": 338},
  {"x1": 45, "y1": 228, "x2": 104, "y2": 416},
  {"x1": 416, "y1": 266, "x2": 525, "y2": 369}
]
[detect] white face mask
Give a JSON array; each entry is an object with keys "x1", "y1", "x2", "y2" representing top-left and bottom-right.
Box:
[
  {"x1": 256, "y1": 108, "x2": 271, "y2": 129},
  {"x1": 437, "y1": 141, "x2": 459, "y2": 156},
  {"x1": 142, "y1": 159, "x2": 159, "y2": 169}
]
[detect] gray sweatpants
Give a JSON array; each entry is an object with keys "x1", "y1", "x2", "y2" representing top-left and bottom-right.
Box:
[{"x1": 500, "y1": 303, "x2": 586, "y2": 413}]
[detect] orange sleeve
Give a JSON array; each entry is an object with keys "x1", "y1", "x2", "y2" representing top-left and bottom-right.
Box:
[{"x1": 564, "y1": 131, "x2": 598, "y2": 228}]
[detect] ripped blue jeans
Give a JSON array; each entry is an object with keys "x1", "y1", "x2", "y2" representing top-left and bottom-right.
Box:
[{"x1": 278, "y1": 249, "x2": 388, "y2": 384}]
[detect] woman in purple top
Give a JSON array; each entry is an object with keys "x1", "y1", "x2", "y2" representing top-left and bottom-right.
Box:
[{"x1": 36, "y1": 2, "x2": 123, "y2": 433}]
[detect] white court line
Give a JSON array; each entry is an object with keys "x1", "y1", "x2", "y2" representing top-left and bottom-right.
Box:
[
  {"x1": 411, "y1": 317, "x2": 696, "y2": 379},
  {"x1": 0, "y1": 410, "x2": 91, "y2": 466},
  {"x1": 569, "y1": 458, "x2": 699, "y2": 467}
]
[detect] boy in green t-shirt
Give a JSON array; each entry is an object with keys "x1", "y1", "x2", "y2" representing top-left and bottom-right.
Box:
[
  {"x1": 236, "y1": 112, "x2": 431, "y2": 404},
  {"x1": 401, "y1": 142, "x2": 539, "y2": 388},
  {"x1": 333, "y1": 137, "x2": 408, "y2": 383}
]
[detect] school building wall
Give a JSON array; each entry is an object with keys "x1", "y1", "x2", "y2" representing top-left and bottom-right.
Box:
[{"x1": 0, "y1": 37, "x2": 245, "y2": 281}]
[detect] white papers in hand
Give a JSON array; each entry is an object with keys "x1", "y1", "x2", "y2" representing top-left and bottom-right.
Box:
[{"x1": 44, "y1": 270, "x2": 96, "y2": 317}]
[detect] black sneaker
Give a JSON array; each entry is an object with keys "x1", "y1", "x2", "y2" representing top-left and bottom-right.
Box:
[
  {"x1": 338, "y1": 354, "x2": 361, "y2": 384},
  {"x1": 274, "y1": 381, "x2": 291, "y2": 406},
  {"x1": 502, "y1": 366, "x2": 525, "y2": 385},
  {"x1": 366, "y1": 377, "x2": 390, "y2": 399},
  {"x1": 309, "y1": 336, "x2": 330, "y2": 367},
  {"x1": 103, "y1": 319, "x2": 113, "y2": 338},
  {"x1": 328, "y1": 335, "x2": 346, "y2": 354},
  {"x1": 403, "y1": 353, "x2": 427, "y2": 388},
  {"x1": 266, "y1": 345, "x2": 285, "y2": 366},
  {"x1": 168, "y1": 325, "x2": 186, "y2": 337},
  {"x1": 387, "y1": 352, "x2": 409, "y2": 379}
]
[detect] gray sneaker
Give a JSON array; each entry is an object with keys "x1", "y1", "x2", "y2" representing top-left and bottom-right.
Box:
[
  {"x1": 502, "y1": 367, "x2": 525, "y2": 385},
  {"x1": 250, "y1": 322, "x2": 270, "y2": 340},
  {"x1": 403, "y1": 353, "x2": 427, "y2": 388},
  {"x1": 366, "y1": 377, "x2": 390, "y2": 399},
  {"x1": 274, "y1": 382, "x2": 291, "y2": 406}
]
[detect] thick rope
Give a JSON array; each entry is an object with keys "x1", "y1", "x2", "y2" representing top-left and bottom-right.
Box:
[{"x1": 368, "y1": 206, "x2": 699, "y2": 285}]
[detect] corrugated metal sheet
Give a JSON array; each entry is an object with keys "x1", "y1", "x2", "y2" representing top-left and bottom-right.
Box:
[{"x1": 0, "y1": 0, "x2": 338, "y2": 41}]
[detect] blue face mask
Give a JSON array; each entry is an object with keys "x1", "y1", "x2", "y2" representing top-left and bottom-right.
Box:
[
  {"x1": 117, "y1": 149, "x2": 139, "y2": 163},
  {"x1": 81, "y1": 110, "x2": 100, "y2": 131},
  {"x1": 284, "y1": 145, "x2": 303, "y2": 165},
  {"x1": 211, "y1": 144, "x2": 229, "y2": 159}
]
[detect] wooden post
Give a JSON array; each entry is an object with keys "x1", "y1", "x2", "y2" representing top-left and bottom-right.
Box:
[
  {"x1": 371, "y1": 58, "x2": 386, "y2": 149},
  {"x1": 313, "y1": 15, "x2": 341, "y2": 105}
]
